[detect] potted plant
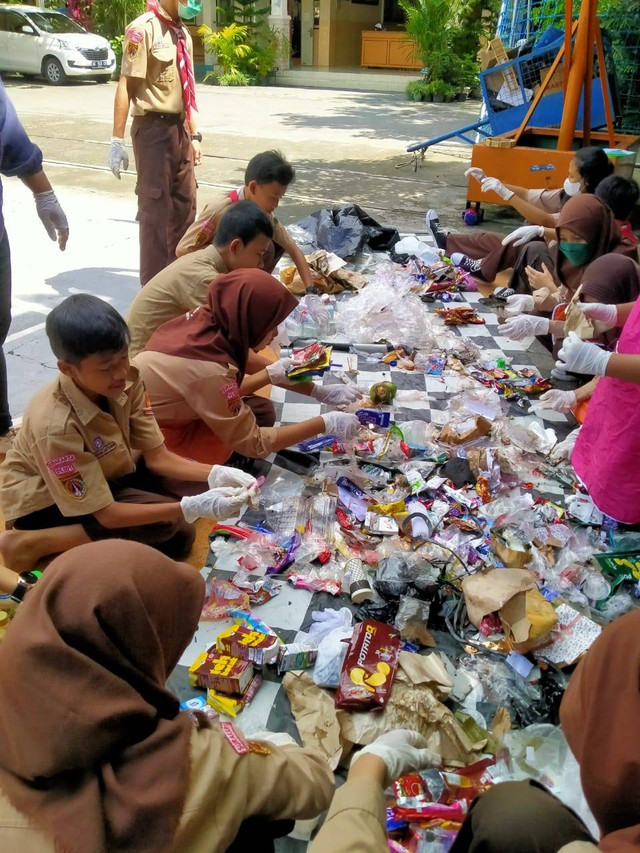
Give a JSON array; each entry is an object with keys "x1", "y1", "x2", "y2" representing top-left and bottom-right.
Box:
[
  {"x1": 431, "y1": 79, "x2": 453, "y2": 103},
  {"x1": 406, "y1": 79, "x2": 425, "y2": 101}
]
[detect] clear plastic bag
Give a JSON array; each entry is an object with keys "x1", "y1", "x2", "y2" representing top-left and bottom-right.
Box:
[
  {"x1": 201, "y1": 579, "x2": 249, "y2": 620},
  {"x1": 312, "y1": 625, "x2": 354, "y2": 688},
  {"x1": 394, "y1": 595, "x2": 431, "y2": 633}
]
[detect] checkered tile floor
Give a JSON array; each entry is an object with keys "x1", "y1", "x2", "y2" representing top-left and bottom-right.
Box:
[{"x1": 168, "y1": 244, "x2": 575, "y2": 851}]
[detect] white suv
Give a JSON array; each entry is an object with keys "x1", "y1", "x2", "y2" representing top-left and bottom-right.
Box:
[{"x1": 0, "y1": 5, "x2": 116, "y2": 85}]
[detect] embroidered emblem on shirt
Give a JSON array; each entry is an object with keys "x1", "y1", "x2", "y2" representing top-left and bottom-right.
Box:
[
  {"x1": 46, "y1": 455, "x2": 86, "y2": 499},
  {"x1": 92, "y1": 437, "x2": 118, "y2": 458},
  {"x1": 193, "y1": 220, "x2": 215, "y2": 248},
  {"x1": 220, "y1": 381, "x2": 242, "y2": 415},
  {"x1": 143, "y1": 392, "x2": 156, "y2": 417},
  {"x1": 125, "y1": 27, "x2": 144, "y2": 58}
]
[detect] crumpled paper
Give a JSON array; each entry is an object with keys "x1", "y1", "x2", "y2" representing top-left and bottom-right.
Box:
[
  {"x1": 283, "y1": 671, "x2": 349, "y2": 769},
  {"x1": 281, "y1": 250, "x2": 366, "y2": 295},
  {"x1": 397, "y1": 650, "x2": 453, "y2": 700},
  {"x1": 462, "y1": 568, "x2": 557, "y2": 652}
]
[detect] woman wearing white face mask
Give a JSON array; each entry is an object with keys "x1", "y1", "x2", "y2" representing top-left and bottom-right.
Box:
[{"x1": 428, "y1": 147, "x2": 614, "y2": 281}]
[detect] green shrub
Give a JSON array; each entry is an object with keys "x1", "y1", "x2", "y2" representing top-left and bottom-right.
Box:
[
  {"x1": 218, "y1": 70, "x2": 254, "y2": 86},
  {"x1": 405, "y1": 79, "x2": 429, "y2": 101}
]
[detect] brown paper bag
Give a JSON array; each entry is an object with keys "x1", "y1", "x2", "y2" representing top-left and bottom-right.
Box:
[
  {"x1": 462, "y1": 568, "x2": 536, "y2": 627},
  {"x1": 499, "y1": 587, "x2": 557, "y2": 653}
]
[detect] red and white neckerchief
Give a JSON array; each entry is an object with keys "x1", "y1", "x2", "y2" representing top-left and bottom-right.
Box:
[{"x1": 146, "y1": 0, "x2": 197, "y2": 120}]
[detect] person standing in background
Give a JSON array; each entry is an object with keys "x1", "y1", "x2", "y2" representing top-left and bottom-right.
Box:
[
  {"x1": 109, "y1": 0, "x2": 203, "y2": 286},
  {"x1": 0, "y1": 78, "x2": 69, "y2": 454}
]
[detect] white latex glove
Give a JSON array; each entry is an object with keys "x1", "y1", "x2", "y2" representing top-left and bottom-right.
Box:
[
  {"x1": 180, "y1": 486, "x2": 251, "y2": 523},
  {"x1": 266, "y1": 357, "x2": 294, "y2": 385},
  {"x1": 321, "y1": 411, "x2": 361, "y2": 439},
  {"x1": 551, "y1": 427, "x2": 580, "y2": 461},
  {"x1": 350, "y1": 729, "x2": 438, "y2": 786},
  {"x1": 534, "y1": 389, "x2": 578, "y2": 413},
  {"x1": 579, "y1": 302, "x2": 619, "y2": 332},
  {"x1": 503, "y1": 313, "x2": 550, "y2": 340},
  {"x1": 556, "y1": 331, "x2": 611, "y2": 377},
  {"x1": 109, "y1": 136, "x2": 129, "y2": 179},
  {"x1": 208, "y1": 464, "x2": 257, "y2": 491},
  {"x1": 504, "y1": 293, "x2": 535, "y2": 317},
  {"x1": 480, "y1": 177, "x2": 514, "y2": 201},
  {"x1": 502, "y1": 224, "x2": 544, "y2": 247},
  {"x1": 464, "y1": 166, "x2": 486, "y2": 182},
  {"x1": 310, "y1": 383, "x2": 364, "y2": 406},
  {"x1": 34, "y1": 191, "x2": 69, "y2": 250}
]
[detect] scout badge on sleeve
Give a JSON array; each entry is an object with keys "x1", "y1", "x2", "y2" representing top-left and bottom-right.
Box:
[
  {"x1": 220, "y1": 382, "x2": 242, "y2": 415},
  {"x1": 46, "y1": 455, "x2": 87, "y2": 499},
  {"x1": 125, "y1": 27, "x2": 144, "y2": 59}
]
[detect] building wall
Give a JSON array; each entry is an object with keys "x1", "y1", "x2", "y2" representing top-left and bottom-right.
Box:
[{"x1": 317, "y1": 0, "x2": 383, "y2": 67}]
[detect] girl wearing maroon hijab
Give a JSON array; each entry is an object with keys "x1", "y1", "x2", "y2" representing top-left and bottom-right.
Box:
[
  {"x1": 0, "y1": 541, "x2": 334, "y2": 852},
  {"x1": 134, "y1": 269, "x2": 361, "y2": 464}
]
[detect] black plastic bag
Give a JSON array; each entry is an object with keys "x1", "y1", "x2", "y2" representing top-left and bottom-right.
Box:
[{"x1": 291, "y1": 204, "x2": 400, "y2": 258}]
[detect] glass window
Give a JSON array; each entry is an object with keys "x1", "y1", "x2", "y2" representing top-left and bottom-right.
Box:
[
  {"x1": 24, "y1": 11, "x2": 86, "y2": 35},
  {"x1": 0, "y1": 10, "x2": 28, "y2": 33}
]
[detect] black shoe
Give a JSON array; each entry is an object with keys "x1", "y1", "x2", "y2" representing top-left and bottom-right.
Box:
[
  {"x1": 426, "y1": 209, "x2": 448, "y2": 251},
  {"x1": 450, "y1": 252, "x2": 484, "y2": 277}
]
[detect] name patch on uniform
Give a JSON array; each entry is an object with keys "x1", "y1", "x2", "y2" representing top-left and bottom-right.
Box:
[
  {"x1": 220, "y1": 722, "x2": 249, "y2": 755},
  {"x1": 220, "y1": 381, "x2": 242, "y2": 415},
  {"x1": 92, "y1": 437, "x2": 117, "y2": 458},
  {"x1": 46, "y1": 454, "x2": 87, "y2": 500},
  {"x1": 125, "y1": 27, "x2": 144, "y2": 58}
]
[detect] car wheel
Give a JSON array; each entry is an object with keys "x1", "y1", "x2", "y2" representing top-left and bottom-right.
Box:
[{"x1": 42, "y1": 57, "x2": 66, "y2": 86}]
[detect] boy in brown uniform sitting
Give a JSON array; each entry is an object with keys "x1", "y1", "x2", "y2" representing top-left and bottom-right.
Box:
[
  {"x1": 0, "y1": 295, "x2": 257, "y2": 582},
  {"x1": 177, "y1": 150, "x2": 314, "y2": 290},
  {"x1": 127, "y1": 201, "x2": 274, "y2": 357}
]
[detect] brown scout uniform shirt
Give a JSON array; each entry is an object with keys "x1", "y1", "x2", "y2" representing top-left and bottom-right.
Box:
[
  {"x1": 0, "y1": 727, "x2": 335, "y2": 853},
  {"x1": 128, "y1": 246, "x2": 228, "y2": 358},
  {"x1": 176, "y1": 187, "x2": 296, "y2": 258},
  {"x1": 524, "y1": 187, "x2": 564, "y2": 225},
  {"x1": 0, "y1": 369, "x2": 164, "y2": 522},
  {"x1": 132, "y1": 352, "x2": 279, "y2": 458},
  {"x1": 121, "y1": 11, "x2": 193, "y2": 116},
  {"x1": 309, "y1": 777, "x2": 387, "y2": 852}
]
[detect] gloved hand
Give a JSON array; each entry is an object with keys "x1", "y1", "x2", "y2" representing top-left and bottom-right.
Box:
[
  {"x1": 551, "y1": 427, "x2": 581, "y2": 462},
  {"x1": 265, "y1": 357, "x2": 294, "y2": 385},
  {"x1": 350, "y1": 730, "x2": 438, "y2": 787},
  {"x1": 321, "y1": 411, "x2": 361, "y2": 440},
  {"x1": 109, "y1": 137, "x2": 129, "y2": 179},
  {"x1": 502, "y1": 313, "x2": 550, "y2": 340},
  {"x1": 502, "y1": 224, "x2": 544, "y2": 247},
  {"x1": 208, "y1": 464, "x2": 257, "y2": 491},
  {"x1": 556, "y1": 331, "x2": 611, "y2": 376},
  {"x1": 504, "y1": 293, "x2": 535, "y2": 317},
  {"x1": 480, "y1": 177, "x2": 514, "y2": 201},
  {"x1": 180, "y1": 486, "x2": 252, "y2": 523},
  {"x1": 34, "y1": 191, "x2": 69, "y2": 251},
  {"x1": 534, "y1": 389, "x2": 578, "y2": 413},
  {"x1": 579, "y1": 302, "x2": 619, "y2": 332},
  {"x1": 310, "y1": 383, "x2": 364, "y2": 406},
  {"x1": 464, "y1": 166, "x2": 486, "y2": 182}
]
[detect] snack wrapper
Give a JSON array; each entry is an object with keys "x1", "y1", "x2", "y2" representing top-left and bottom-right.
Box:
[
  {"x1": 217, "y1": 622, "x2": 280, "y2": 665},
  {"x1": 335, "y1": 619, "x2": 400, "y2": 710}
]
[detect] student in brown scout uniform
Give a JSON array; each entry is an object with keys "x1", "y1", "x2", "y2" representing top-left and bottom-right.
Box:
[
  {"x1": 109, "y1": 0, "x2": 202, "y2": 285},
  {"x1": 0, "y1": 541, "x2": 335, "y2": 852},
  {"x1": 0, "y1": 295, "x2": 258, "y2": 584},
  {"x1": 128, "y1": 201, "x2": 274, "y2": 357},
  {"x1": 134, "y1": 269, "x2": 363, "y2": 465},
  {"x1": 177, "y1": 150, "x2": 315, "y2": 290}
]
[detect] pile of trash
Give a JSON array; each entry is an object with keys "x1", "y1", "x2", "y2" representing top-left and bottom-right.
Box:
[{"x1": 183, "y1": 247, "x2": 636, "y2": 850}]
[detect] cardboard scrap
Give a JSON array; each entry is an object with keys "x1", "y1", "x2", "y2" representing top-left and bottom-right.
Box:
[
  {"x1": 462, "y1": 568, "x2": 536, "y2": 627},
  {"x1": 397, "y1": 651, "x2": 453, "y2": 700},
  {"x1": 499, "y1": 587, "x2": 557, "y2": 653},
  {"x1": 439, "y1": 416, "x2": 492, "y2": 447},
  {"x1": 282, "y1": 671, "x2": 348, "y2": 770},
  {"x1": 281, "y1": 250, "x2": 366, "y2": 296}
]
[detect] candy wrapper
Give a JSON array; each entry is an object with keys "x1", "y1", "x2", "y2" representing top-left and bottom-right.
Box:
[
  {"x1": 201, "y1": 580, "x2": 249, "y2": 620},
  {"x1": 335, "y1": 619, "x2": 400, "y2": 710},
  {"x1": 217, "y1": 622, "x2": 280, "y2": 665}
]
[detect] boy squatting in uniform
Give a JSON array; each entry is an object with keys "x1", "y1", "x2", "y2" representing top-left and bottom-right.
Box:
[
  {"x1": 127, "y1": 200, "x2": 275, "y2": 357},
  {"x1": 177, "y1": 150, "x2": 315, "y2": 291},
  {"x1": 0, "y1": 294, "x2": 258, "y2": 587}
]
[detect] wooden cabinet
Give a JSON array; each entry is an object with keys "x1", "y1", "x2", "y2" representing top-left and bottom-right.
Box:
[{"x1": 361, "y1": 30, "x2": 422, "y2": 70}]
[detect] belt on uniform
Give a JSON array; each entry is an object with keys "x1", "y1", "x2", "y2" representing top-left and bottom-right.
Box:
[{"x1": 136, "y1": 111, "x2": 185, "y2": 122}]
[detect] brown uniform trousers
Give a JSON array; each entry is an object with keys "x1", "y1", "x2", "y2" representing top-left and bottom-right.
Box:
[{"x1": 132, "y1": 112, "x2": 196, "y2": 286}]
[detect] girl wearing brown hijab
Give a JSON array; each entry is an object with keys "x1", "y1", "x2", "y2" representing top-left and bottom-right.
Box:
[
  {"x1": 508, "y1": 194, "x2": 638, "y2": 312},
  {"x1": 0, "y1": 540, "x2": 334, "y2": 853},
  {"x1": 133, "y1": 269, "x2": 361, "y2": 465}
]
